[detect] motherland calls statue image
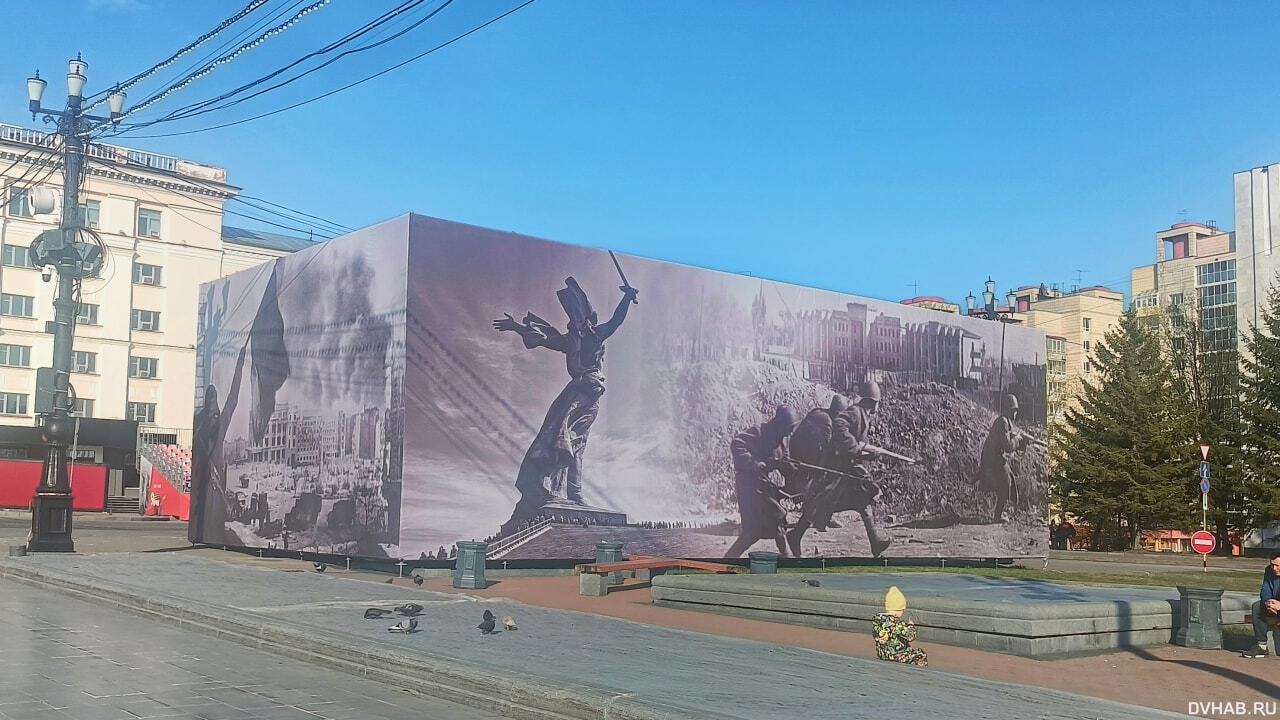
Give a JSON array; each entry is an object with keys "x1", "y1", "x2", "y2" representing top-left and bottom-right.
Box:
[{"x1": 493, "y1": 254, "x2": 638, "y2": 535}]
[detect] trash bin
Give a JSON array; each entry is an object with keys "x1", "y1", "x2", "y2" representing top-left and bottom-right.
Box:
[
  {"x1": 595, "y1": 541, "x2": 625, "y2": 585},
  {"x1": 749, "y1": 551, "x2": 779, "y2": 574},
  {"x1": 1174, "y1": 586, "x2": 1224, "y2": 649},
  {"x1": 453, "y1": 541, "x2": 488, "y2": 589}
]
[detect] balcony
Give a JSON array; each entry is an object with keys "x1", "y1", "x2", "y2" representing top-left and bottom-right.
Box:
[{"x1": 0, "y1": 122, "x2": 227, "y2": 183}]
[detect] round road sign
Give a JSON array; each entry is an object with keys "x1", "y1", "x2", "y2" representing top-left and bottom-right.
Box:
[
  {"x1": 1191, "y1": 530, "x2": 1216, "y2": 555},
  {"x1": 1200, "y1": 479, "x2": 1210, "y2": 494}
]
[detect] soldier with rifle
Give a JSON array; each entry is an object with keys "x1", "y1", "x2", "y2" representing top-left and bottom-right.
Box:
[
  {"x1": 786, "y1": 380, "x2": 898, "y2": 558},
  {"x1": 978, "y1": 393, "x2": 1034, "y2": 522}
]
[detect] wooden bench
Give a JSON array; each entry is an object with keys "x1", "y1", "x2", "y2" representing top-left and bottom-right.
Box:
[
  {"x1": 575, "y1": 555, "x2": 744, "y2": 595},
  {"x1": 1246, "y1": 614, "x2": 1280, "y2": 629}
]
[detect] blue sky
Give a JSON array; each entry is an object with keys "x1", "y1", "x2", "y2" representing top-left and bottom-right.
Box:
[{"x1": 4, "y1": 1, "x2": 1278, "y2": 306}]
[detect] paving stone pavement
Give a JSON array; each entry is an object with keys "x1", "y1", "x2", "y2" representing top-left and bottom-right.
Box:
[
  {"x1": 0, "y1": 553, "x2": 1193, "y2": 720},
  {"x1": 0, "y1": 580, "x2": 517, "y2": 720}
]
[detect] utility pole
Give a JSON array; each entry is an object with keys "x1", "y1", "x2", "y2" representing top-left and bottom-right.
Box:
[{"x1": 23, "y1": 57, "x2": 122, "y2": 552}]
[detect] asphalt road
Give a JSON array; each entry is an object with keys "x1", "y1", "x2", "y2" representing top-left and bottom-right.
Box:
[{"x1": 0, "y1": 578, "x2": 516, "y2": 720}]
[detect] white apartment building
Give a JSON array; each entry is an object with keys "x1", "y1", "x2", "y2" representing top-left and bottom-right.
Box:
[{"x1": 0, "y1": 122, "x2": 310, "y2": 437}]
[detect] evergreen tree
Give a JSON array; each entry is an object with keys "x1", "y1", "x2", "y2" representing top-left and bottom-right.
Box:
[
  {"x1": 1238, "y1": 280, "x2": 1280, "y2": 527},
  {"x1": 1051, "y1": 311, "x2": 1199, "y2": 550},
  {"x1": 1164, "y1": 301, "x2": 1243, "y2": 547}
]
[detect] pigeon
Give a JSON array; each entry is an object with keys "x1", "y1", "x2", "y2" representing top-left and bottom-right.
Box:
[
  {"x1": 478, "y1": 609, "x2": 497, "y2": 634},
  {"x1": 384, "y1": 577, "x2": 395, "y2": 584},
  {"x1": 502, "y1": 615, "x2": 517, "y2": 631},
  {"x1": 395, "y1": 603, "x2": 424, "y2": 617},
  {"x1": 364, "y1": 608, "x2": 391, "y2": 619},
  {"x1": 413, "y1": 575, "x2": 424, "y2": 586},
  {"x1": 313, "y1": 562, "x2": 327, "y2": 573},
  {"x1": 803, "y1": 579, "x2": 821, "y2": 587},
  {"x1": 388, "y1": 618, "x2": 418, "y2": 633}
]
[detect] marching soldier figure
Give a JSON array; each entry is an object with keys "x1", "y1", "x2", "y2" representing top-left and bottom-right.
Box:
[
  {"x1": 787, "y1": 381, "x2": 893, "y2": 558},
  {"x1": 725, "y1": 406, "x2": 800, "y2": 558},
  {"x1": 978, "y1": 394, "x2": 1029, "y2": 522}
]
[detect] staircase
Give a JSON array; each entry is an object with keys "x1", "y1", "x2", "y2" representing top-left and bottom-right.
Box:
[{"x1": 106, "y1": 496, "x2": 140, "y2": 514}]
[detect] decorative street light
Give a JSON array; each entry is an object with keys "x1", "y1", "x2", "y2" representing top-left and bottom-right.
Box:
[
  {"x1": 965, "y1": 277, "x2": 1019, "y2": 322},
  {"x1": 22, "y1": 54, "x2": 118, "y2": 553}
]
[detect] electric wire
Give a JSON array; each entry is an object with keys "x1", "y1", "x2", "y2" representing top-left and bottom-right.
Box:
[
  {"x1": 106, "y1": 0, "x2": 332, "y2": 129},
  {"x1": 114, "y1": 0, "x2": 537, "y2": 140},
  {"x1": 81, "y1": 0, "x2": 275, "y2": 113},
  {"x1": 154, "y1": 0, "x2": 453, "y2": 125}
]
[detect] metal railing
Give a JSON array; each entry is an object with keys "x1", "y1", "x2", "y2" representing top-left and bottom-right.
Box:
[
  {"x1": 3, "y1": 122, "x2": 187, "y2": 176},
  {"x1": 488, "y1": 518, "x2": 553, "y2": 559}
]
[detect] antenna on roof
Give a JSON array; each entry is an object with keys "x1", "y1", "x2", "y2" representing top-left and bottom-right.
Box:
[{"x1": 1177, "y1": 209, "x2": 1190, "y2": 223}]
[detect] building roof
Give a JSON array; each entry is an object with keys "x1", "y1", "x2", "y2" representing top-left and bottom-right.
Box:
[{"x1": 222, "y1": 225, "x2": 319, "y2": 253}]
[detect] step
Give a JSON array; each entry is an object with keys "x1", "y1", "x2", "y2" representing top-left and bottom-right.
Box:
[{"x1": 105, "y1": 497, "x2": 140, "y2": 514}]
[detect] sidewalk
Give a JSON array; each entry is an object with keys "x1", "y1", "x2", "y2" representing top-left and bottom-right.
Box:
[{"x1": 0, "y1": 553, "x2": 1185, "y2": 720}]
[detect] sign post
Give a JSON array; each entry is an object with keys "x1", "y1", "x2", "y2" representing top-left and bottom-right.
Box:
[
  {"x1": 1198, "y1": 443, "x2": 1212, "y2": 571},
  {"x1": 1191, "y1": 530, "x2": 1216, "y2": 573}
]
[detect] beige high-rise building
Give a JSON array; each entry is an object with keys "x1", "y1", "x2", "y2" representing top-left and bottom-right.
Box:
[
  {"x1": 1010, "y1": 284, "x2": 1125, "y2": 422},
  {"x1": 1131, "y1": 222, "x2": 1235, "y2": 330},
  {"x1": 0, "y1": 122, "x2": 307, "y2": 437}
]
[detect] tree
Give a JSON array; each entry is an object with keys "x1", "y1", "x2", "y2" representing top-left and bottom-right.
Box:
[
  {"x1": 1238, "y1": 280, "x2": 1280, "y2": 528},
  {"x1": 1164, "y1": 300, "x2": 1244, "y2": 547},
  {"x1": 1050, "y1": 311, "x2": 1199, "y2": 550}
]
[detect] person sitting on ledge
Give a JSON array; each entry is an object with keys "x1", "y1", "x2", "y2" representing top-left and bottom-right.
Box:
[
  {"x1": 1242, "y1": 551, "x2": 1280, "y2": 658},
  {"x1": 873, "y1": 586, "x2": 928, "y2": 667}
]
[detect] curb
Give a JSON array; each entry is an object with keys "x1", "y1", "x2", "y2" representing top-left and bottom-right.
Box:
[{"x1": 0, "y1": 560, "x2": 688, "y2": 720}]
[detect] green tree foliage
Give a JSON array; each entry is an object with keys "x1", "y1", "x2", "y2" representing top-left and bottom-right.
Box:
[
  {"x1": 1164, "y1": 301, "x2": 1244, "y2": 542},
  {"x1": 1239, "y1": 281, "x2": 1280, "y2": 527},
  {"x1": 1051, "y1": 311, "x2": 1199, "y2": 550}
]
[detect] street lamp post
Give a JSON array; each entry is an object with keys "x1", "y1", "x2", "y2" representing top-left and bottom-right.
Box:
[
  {"x1": 23, "y1": 56, "x2": 120, "y2": 552},
  {"x1": 965, "y1": 277, "x2": 1019, "y2": 322}
]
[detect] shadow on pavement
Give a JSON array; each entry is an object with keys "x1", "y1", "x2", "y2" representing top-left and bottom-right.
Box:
[{"x1": 1125, "y1": 644, "x2": 1280, "y2": 699}]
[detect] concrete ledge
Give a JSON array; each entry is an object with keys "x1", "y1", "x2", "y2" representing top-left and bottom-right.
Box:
[
  {"x1": 651, "y1": 573, "x2": 1253, "y2": 658},
  {"x1": 0, "y1": 561, "x2": 684, "y2": 720}
]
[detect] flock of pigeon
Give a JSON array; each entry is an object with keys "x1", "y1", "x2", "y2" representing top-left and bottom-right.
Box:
[
  {"x1": 360, "y1": 604, "x2": 517, "y2": 635},
  {"x1": 312, "y1": 562, "x2": 516, "y2": 636}
]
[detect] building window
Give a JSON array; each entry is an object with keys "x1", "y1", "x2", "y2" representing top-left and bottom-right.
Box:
[
  {"x1": 126, "y1": 401, "x2": 156, "y2": 424},
  {"x1": 128, "y1": 356, "x2": 159, "y2": 379},
  {"x1": 1082, "y1": 317, "x2": 1091, "y2": 331},
  {"x1": 71, "y1": 398, "x2": 94, "y2": 418},
  {"x1": 1197, "y1": 259, "x2": 1236, "y2": 286},
  {"x1": 0, "y1": 392, "x2": 28, "y2": 415},
  {"x1": 72, "y1": 350, "x2": 97, "y2": 374},
  {"x1": 0, "y1": 343, "x2": 31, "y2": 367},
  {"x1": 0, "y1": 293, "x2": 35, "y2": 318},
  {"x1": 1046, "y1": 337, "x2": 1066, "y2": 353},
  {"x1": 132, "y1": 262, "x2": 162, "y2": 286},
  {"x1": 137, "y1": 208, "x2": 162, "y2": 237},
  {"x1": 7, "y1": 188, "x2": 33, "y2": 217},
  {"x1": 1169, "y1": 293, "x2": 1184, "y2": 307},
  {"x1": 1198, "y1": 282, "x2": 1236, "y2": 308},
  {"x1": 130, "y1": 309, "x2": 161, "y2": 332},
  {"x1": 79, "y1": 200, "x2": 100, "y2": 229},
  {"x1": 76, "y1": 302, "x2": 99, "y2": 325},
  {"x1": 2, "y1": 244, "x2": 36, "y2": 268},
  {"x1": 1083, "y1": 360, "x2": 1091, "y2": 373},
  {"x1": 1083, "y1": 340, "x2": 1090, "y2": 352}
]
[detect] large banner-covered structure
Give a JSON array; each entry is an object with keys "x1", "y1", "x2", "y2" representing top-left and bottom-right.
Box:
[{"x1": 190, "y1": 214, "x2": 1049, "y2": 561}]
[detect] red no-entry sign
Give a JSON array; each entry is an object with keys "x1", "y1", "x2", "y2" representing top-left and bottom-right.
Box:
[{"x1": 1191, "y1": 530, "x2": 1216, "y2": 555}]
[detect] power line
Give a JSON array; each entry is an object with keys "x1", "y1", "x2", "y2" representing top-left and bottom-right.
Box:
[
  {"x1": 153, "y1": 0, "x2": 450, "y2": 126},
  {"x1": 106, "y1": 0, "x2": 332, "y2": 129},
  {"x1": 82, "y1": 0, "x2": 275, "y2": 113},
  {"x1": 85, "y1": 153, "x2": 342, "y2": 239},
  {"x1": 116, "y1": 0, "x2": 537, "y2": 140}
]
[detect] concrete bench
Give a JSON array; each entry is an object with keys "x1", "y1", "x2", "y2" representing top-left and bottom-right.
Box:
[{"x1": 575, "y1": 556, "x2": 744, "y2": 596}]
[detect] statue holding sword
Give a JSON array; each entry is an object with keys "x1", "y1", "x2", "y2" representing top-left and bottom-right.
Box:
[{"x1": 492, "y1": 251, "x2": 639, "y2": 533}]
